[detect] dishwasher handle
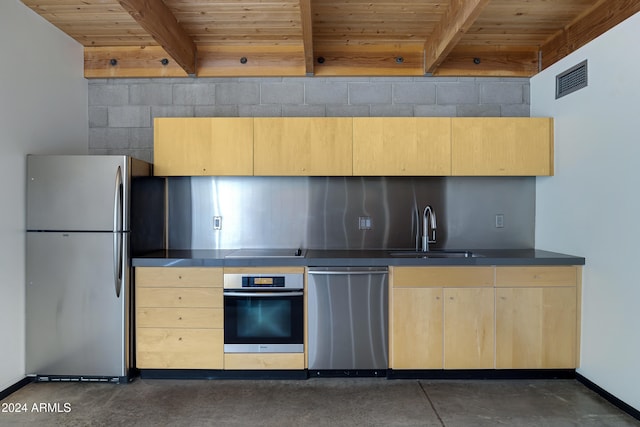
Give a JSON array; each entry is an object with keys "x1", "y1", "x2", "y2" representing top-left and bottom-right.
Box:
[{"x1": 307, "y1": 267, "x2": 388, "y2": 276}]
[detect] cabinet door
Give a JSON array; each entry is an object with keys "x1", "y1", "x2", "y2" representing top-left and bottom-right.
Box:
[
  {"x1": 353, "y1": 118, "x2": 451, "y2": 176},
  {"x1": 253, "y1": 117, "x2": 353, "y2": 175},
  {"x1": 443, "y1": 288, "x2": 494, "y2": 369},
  {"x1": 154, "y1": 118, "x2": 253, "y2": 176},
  {"x1": 496, "y1": 287, "x2": 577, "y2": 368},
  {"x1": 390, "y1": 287, "x2": 443, "y2": 369},
  {"x1": 451, "y1": 118, "x2": 553, "y2": 176}
]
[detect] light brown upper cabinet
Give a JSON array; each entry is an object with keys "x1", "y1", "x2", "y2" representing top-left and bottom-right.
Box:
[
  {"x1": 154, "y1": 117, "x2": 254, "y2": 176},
  {"x1": 153, "y1": 117, "x2": 554, "y2": 177},
  {"x1": 451, "y1": 118, "x2": 554, "y2": 176},
  {"x1": 353, "y1": 118, "x2": 451, "y2": 176},
  {"x1": 253, "y1": 118, "x2": 353, "y2": 176}
]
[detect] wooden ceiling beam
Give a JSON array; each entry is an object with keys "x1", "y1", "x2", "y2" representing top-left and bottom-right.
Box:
[
  {"x1": 434, "y1": 45, "x2": 539, "y2": 77},
  {"x1": 84, "y1": 46, "x2": 189, "y2": 78},
  {"x1": 299, "y1": 0, "x2": 315, "y2": 75},
  {"x1": 540, "y1": 0, "x2": 640, "y2": 70},
  {"x1": 118, "y1": 0, "x2": 197, "y2": 75},
  {"x1": 197, "y1": 45, "x2": 306, "y2": 77},
  {"x1": 313, "y1": 44, "x2": 424, "y2": 76},
  {"x1": 424, "y1": 0, "x2": 491, "y2": 74}
]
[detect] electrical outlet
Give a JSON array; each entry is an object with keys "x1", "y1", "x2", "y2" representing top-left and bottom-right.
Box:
[
  {"x1": 495, "y1": 214, "x2": 504, "y2": 228},
  {"x1": 358, "y1": 216, "x2": 372, "y2": 230},
  {"x1": 213, "y1": 216, "x2": 222, "y2": 230}
]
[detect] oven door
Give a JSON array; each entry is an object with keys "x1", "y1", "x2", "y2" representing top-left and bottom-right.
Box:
[{"x1": 223, "y1": 290, "x2": 304, "y2": 353}]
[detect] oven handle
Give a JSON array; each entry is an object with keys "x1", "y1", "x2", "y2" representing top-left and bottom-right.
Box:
[{"x1": 223, "y1": 291, "x2": 304, "y2": 297}]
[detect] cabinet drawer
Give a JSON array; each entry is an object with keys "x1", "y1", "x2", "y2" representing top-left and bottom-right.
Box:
[
  {"x1": 136, "y1": 328, "x2": 223, "y2": 369},
  {"x1": 223, "y1": 353, "x2": 305, "y2": 370},
  {"x1": 137, "y1": 287, "x2": 222, "y2": 308},
  {"x1": 137, "y1": 307, "x2": 223, "y2": 329},
  {"x1": 496, "y1": 266, "x2": 577, "y2": 287},
  {"x1": 136, "y1": 267, "x2": 223, "y2": 288},
  {"x1": 391, "y1": 266, "x2": 494, "y2": 288}
]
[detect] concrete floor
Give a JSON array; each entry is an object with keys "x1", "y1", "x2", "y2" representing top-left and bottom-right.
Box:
[{"x1": 1, "y1": 378, "x2": 639, "y2": 426}]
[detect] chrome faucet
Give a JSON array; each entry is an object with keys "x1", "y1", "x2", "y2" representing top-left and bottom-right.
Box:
[{"x1": 422, "y1": 205, "x2": 437, "y2": 252}]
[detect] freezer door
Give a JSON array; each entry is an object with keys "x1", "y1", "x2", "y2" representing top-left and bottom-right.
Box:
[
  {"x1": 26, "y1": 155, "x2": 139, "y2": 232},
  {"x1": 26, "y1": 232, "x2": 129, "y2": 378}
]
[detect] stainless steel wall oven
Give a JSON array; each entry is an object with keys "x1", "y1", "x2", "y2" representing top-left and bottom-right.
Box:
[{"x1": 223, "y1": 272, "x2": 304, "y2": 353}]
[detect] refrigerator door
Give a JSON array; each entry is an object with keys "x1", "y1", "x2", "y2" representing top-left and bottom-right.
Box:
[
  {"x1": 26, "y1": 155, "x2": 130, "y2": 232},
  {"x1": 26, "y1": 232, "x2": 129, "y2": 379}
]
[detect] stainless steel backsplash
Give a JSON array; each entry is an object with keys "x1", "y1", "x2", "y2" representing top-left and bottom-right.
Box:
[{"x1": 168, "y1": 176, "x2": 535, "y2": 250}]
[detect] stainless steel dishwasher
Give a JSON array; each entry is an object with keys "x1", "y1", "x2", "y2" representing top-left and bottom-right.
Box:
[{"x1": 307, "y1": 267, "x2": 388, "y2": 376}]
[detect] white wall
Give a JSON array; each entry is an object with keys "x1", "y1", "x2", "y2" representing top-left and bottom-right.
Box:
[
  {"x1": 0, "y1": 1, "x2": 87, "y2": 391},
  {"x1": 532, "y1": 12, "x2": 640, "y2": 411}
]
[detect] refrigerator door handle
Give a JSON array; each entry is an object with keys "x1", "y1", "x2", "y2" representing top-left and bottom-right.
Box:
[{"x1": 113, "y1": 166, "x2": 123, "y2": 298}]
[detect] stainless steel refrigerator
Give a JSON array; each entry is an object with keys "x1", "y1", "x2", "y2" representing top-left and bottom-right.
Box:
[{"x1": 25, "y1": 155, "x2": 164, "y2": 383}]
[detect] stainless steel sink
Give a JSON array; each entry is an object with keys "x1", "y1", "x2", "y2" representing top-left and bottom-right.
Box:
[{"x1": 388, "y1": 250, "x2": 480, "y2": 258}]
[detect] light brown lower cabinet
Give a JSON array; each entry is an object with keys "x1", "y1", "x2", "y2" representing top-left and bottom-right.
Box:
[
  {"x1": 135, "y1": 267, "x2": 224, "y2": 369},
  {"x1": 137, "y1": 329, "x2": 223, "y2": 369},
  {"x1": 443, "y1": 287, "x2": 494, "y2": 369},
  {"x1": 390, "y1": 267, "x2": 495, "y2": 369},
  {"x1": 495, "y1": 266, "x2": 579, "y2": 369},
  {"x1": 391, "y1": 287, "x2": 443, "y2": 369},
  {"x1": 390, "y1": 265, "x2": 580, "y2": 371}
]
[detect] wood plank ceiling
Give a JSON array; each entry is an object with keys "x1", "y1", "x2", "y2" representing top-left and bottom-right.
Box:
[{"x1": 21, "y1": 0, "x2": 640, "y2": 78}]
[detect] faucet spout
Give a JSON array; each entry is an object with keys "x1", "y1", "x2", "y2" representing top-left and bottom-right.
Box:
[{"x1": 422, "y1": 205, "x2": 437, "y2": 252}]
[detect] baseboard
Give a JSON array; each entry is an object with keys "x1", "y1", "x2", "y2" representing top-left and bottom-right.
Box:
[
  {"x1": 0, "y1": 377, "x2": 34, "y2": 401},
  {"x1": 387, "y1": 369, "x2": 576, "y2": 380},
  {"x1": 139, "y1": 369, "x2": 308, "y2": 380},
  {"x1": 309, "y1": 369, "x2": 387, "y2": 378},
  {"x1": 576, "y1": 373, "x2": 640, "y2": 421}
]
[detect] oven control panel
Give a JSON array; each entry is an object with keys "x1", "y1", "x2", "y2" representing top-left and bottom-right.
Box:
[
  {"x1": 243, "y1": 276, "x2": 285, "y2": 287},
  {"x1": 223, "y1": 273, "x2": 304, "y2": 290}
]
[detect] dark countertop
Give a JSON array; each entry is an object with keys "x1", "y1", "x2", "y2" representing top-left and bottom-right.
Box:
[{"x1": 132, "y1": 248, "x2": 585, "y2": 267}]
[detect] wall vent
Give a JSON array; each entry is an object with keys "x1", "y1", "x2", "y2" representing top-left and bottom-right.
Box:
[{"x1": 556, "y1": 60, "x2": 588, "y2": 99}]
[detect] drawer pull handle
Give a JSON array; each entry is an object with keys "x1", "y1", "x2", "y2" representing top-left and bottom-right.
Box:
[
  {"x1": 178, "y1": 317, "x2": 183, "y2": 320},
  {"x1": 178, "y1": 337, "x2": 183, "y2": 341}
]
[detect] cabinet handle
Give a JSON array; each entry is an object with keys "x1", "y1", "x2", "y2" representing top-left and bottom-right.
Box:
[
  {"x1": 178, "y1": 337, "x2": 183, "y2": 341},
  {"x1": 178, "y1": 275, "x2": 183, "y2": 279}
]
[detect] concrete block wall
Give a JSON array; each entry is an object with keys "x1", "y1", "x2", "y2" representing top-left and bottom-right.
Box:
[{"x1": 88, "y1": 76, "x2": 530, "y2": 162}]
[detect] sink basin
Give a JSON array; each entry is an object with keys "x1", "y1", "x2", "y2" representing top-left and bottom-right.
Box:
[{"x1": 388, "y1": 250, "x2": 479, "y2": 258}]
